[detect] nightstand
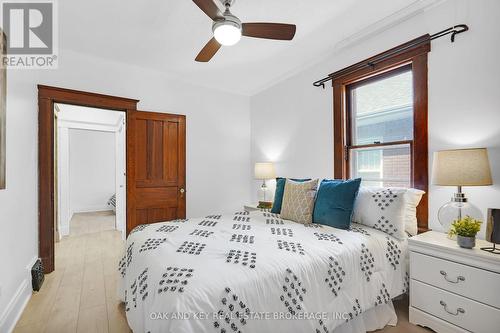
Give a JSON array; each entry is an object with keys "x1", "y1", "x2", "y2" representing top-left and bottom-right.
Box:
[
  {"x1": 243, "y1": 204, "x2": 260, "y2": 212},
  {"x1": 243, "y1": 204, "x2": 271, "y2": 212},
  {"x1": 408, "y1": 231, "x2": 500, "y2": 333}
]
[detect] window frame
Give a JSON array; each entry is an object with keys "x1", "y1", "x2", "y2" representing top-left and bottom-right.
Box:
[
  {"x1": 331, "y1": 35, "x2": 429, "y2": 233},
  {"x1": 349, "y1": 143, "x2": 412, "y2": 187},
  {"x1": 345, "y1": 64, "x2": 414, "y2": 188}
]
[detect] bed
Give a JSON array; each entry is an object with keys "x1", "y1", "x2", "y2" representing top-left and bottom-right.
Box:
[
  {"x1": 107, "y1": 194, "x2": 116, "y2": 212},
  {"x1": 118, "y1": 209, "x2": 409, "y2": 333}
]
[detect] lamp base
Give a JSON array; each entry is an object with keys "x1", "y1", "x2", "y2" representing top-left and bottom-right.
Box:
[
  {"x1": 480, "y1": 243, "x2": 500, "y2": 254},
  {"x1": 438, "y1": 189, "x2": 482, "y2": 234},
  {"x1": 257, "y1": 201, "x2": 273, "y2": 209}
]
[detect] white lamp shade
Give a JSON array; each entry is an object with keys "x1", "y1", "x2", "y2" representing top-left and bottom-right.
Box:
[
  {"x1": 432, "y1": 148, "x2": 493, "y2": 186},
  {"x1": 254, "y1": 162, "x2": 276, "y2": 180}
]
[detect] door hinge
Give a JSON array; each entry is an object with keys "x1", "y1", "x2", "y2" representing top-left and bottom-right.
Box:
[{"x1": 344, "y1": 146, "x2": 349, "y2": 161}]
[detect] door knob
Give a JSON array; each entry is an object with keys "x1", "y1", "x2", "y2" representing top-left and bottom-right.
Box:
[{"x1": 180, "y1": 188, "x2": 185, "y2": 198}]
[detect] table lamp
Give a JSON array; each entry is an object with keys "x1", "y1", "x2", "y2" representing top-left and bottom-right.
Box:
[
  {"x1": 432, "y1": 148, "x2": 493, "y2": 234},
  {"x1": 254, "y1": 162, "x2": 276, "y2": 209}
]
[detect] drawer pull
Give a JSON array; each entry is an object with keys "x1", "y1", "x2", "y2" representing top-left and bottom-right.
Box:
[
  {"x1": 440, "y1": 300, "x2": 465, "y2": 316},
  {"x1": 440, "y1": 270, "x2": 465, "y2": 283}
]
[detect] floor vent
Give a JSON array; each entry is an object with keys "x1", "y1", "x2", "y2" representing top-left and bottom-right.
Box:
[{"x1": 31, "y1": 259, "x2": 45, "y2": 292}]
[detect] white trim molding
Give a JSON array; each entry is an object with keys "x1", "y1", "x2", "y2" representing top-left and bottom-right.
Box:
[
  {"x1": 333, "y1": 0, "x2": 447, "y2": 51},
  {"x1": 248, "y1": 0, "x2": 446, "y2": 96},
  {"x1": 71, "y1": 207, "x2": 114, "y2": 216},
  {"x1": 0, "y1": 256, "x2": 37, "y2": 333},
  {"x1": 58, "y1": 119, "x2": 120, "y2": 133}
]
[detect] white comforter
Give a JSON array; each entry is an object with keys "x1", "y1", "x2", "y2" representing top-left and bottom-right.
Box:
[{"x1": 118, "y1": 210, "x2": 408, "y2": 333}]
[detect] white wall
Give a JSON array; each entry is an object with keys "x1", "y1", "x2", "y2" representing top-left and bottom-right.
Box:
[
  {"x1": 0, "y1": 49, "x2": 251, "y2": 331},
  {"x1": 69, "y1": 129, "x2": 116, "y2": 214},
  {"x1": 251, "y1": 0, "x2": 500, "y2": 237}
]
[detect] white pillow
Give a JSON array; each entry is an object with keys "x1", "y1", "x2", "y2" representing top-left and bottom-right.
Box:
[
  {"x1": 403, "y1": 188, "x2": 425, "y2": 236},
  {"x1": 352, "y1": 187, "x2": 424, "y2": 239}
]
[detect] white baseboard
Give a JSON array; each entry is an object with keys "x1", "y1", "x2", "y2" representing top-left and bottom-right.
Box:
[
  {"x1": 0, "y1": 256, "x2": 37, "y2": 333},
  {"x1": 26, "y1": 256, "x2": 38, "y2": 272},
  {"x1": 59, "y1": 224, "x2": 70, "y2": 237},
  {"x1": 72, "y1": 207, "x2": 114, "y2": 214}
]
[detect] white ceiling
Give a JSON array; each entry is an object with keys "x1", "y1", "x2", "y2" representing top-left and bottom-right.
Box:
[{"x1": 60, "y1": 0, "x2": 437, "y2": 95}]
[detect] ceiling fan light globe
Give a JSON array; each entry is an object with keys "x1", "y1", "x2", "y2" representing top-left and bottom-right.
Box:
[{"x1": 213, "y1": 21, "x2": 241, "y2": 46}]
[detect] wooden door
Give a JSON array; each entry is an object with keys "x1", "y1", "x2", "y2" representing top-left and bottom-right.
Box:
[{"x1": 127, "y1": 111, "x2": 186, "y2": 234}]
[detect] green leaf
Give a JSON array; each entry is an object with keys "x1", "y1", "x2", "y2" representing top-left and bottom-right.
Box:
[{"x1": 448, "y1": 216, "x2": 482, "y2": 237}]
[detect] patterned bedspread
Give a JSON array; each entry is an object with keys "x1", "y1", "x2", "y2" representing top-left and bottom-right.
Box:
[{"x1": 118, "y1": 210, "x2": 408, "y2": 333}]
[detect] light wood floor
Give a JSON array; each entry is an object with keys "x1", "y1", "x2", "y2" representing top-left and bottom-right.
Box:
[
  {"x1": 14, "y1": 211, "x2": 130, "y2": 333},
  {"x1": 14, "y1": 211, "x2": 430, "y2": 333}
]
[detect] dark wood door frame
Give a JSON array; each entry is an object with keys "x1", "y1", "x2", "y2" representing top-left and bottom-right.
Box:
[{"x1": 38, "y1": 85, "x2": 139, "y2": 273}]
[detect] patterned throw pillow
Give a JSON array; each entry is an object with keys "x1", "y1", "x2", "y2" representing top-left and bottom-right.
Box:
[
  {"x1": 352, "y1": 187, "x2": 408, "y2": 240},
  {"x1": 280, "y1": 179, "x2": 318, "y2": 224},
  {"x1": 271, "y1": 178, "x2": 311, "y2": 214}
]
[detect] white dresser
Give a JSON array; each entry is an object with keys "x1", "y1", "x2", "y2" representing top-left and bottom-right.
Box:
[{"x1": 408, "y1": 231, "x2": 500, "y2": 333}]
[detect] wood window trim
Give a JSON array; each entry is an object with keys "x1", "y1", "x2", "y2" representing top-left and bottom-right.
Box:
[
  {"x1": 332, "y1": 35, "x2": 430, "y2": 233},
  {"x1": 38, "y1": 85, "x2": 139, "y2": 273}
]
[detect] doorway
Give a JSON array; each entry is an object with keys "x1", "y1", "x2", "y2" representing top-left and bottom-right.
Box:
[
  {"x1": 55, "y1": 103, "x2": 127, "y2": 240},
  {"x1": 38, "y1": 85, "x2": 187, "y2": 273}
]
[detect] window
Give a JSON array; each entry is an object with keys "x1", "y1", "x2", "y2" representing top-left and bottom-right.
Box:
[
  {"x1": 347, "y1": 66, "x2": 413, "y2": 187},
  {"x1": 332, "y1": 35, "x2": 429, "y2": 232}
]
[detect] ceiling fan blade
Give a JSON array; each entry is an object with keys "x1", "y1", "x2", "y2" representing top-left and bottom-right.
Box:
[
  {"x1": 192, "y1": 0, "x2": 223, "y2": 21},
  {"x1": 242, "y1": 23, "x2": 296, "y2": 40},
  {"x1": 195, "y1": 37, "x2": 222, "y2": 62}
]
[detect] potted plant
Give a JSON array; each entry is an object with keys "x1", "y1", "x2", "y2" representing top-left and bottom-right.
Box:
[{"x1": 448, "y1": 216, "x2": 482, "y2": 248}]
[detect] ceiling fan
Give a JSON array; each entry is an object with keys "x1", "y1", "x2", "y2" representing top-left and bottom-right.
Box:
[{"x1": 193, "y1": 0, "x2": 297, "y2": 62}]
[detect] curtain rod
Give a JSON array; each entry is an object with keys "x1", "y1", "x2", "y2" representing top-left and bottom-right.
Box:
[{"x1": 312, "y1": 24, "x2": 469, "y2": 88}]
